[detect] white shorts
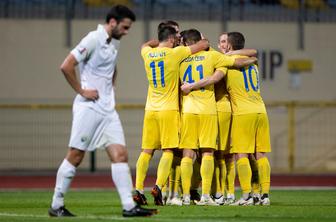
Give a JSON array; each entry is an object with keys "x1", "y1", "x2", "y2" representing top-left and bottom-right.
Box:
[{"x1": 69, "y1": 104, "x2": 126, "y2": 151}]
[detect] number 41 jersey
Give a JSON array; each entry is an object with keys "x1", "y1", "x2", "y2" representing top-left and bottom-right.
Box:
[
  {"x1": 226, "y1": 55, "x2": 266, "y2": 115},
  {"x1": 141, "y1": 46, "x2": 191, "y2": 111},
  {"x1": 179, "y1": 50, "x2": 235, "y2": 115}
]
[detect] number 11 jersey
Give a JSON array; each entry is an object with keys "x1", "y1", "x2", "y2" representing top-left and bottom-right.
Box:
[{"x1": 141, "y1": 46, "x2": 191, "y2": 111}]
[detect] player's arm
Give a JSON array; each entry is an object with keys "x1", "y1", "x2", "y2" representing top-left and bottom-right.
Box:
[
  {"x1": 233, "y1": 57, "x2": 258, "y2": 68},
  {"x1": 141, "y1": 39, "x2": 159, "y2": 49},
  {"x1": 188, "y1": 39, "x2": 210, "y2": 54},
  {"x1": 226, "y1": 48, "x2": 257, "y2": 57},
  {"x1": 181, "y1": 69, "x2": 225, "y2": 95},
  {"x1": 60, "y1": 54, "x2": 98, "y2": 101}
]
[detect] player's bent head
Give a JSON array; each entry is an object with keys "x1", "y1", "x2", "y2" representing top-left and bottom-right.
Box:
[
  {"x1": 180, "y1": 29, "x2": 201, "y2": 46},
  {"x1": 227, "y1": 32, "x2": 245, "y2": 50},
  {"x1": 158, "y1": 26, "x2": 178, "y2": 42},
  {"x1": 105, "y1": 5, "x2": 136, "y2": 24}
]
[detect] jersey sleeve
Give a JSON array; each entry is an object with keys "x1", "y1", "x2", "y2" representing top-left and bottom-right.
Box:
[
  {"x1": 141, "y1": 46, "x2": 151, "y2": 58},
  {"x1": 215, "y1": 67, "x2": 228, "y2": 76},
  {"x1": 173, "y1": 46, "x2": 192, "y2": 62},
  {"x1": 71, "y1": 32, "x2": 97, "y2": 63},
  {"x1": 214, "y1": 52, "x2": 235, "y2": 69}
]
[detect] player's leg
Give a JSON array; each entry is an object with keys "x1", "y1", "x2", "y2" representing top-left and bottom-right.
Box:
[
  {"x1": 217, "y1": 111, "x2": 234, "y2": 204},
  {"x1": 196, "y1": 149, "x2": 218, "y2": 206},
  {"x1": 190, "y1": 155, "x2": 201, "y2": 202},
  {"x1": 49, "y1": 106, "x2": 98, "y2": 217},
  {"x1": 134, "y1": 111, "x2": 158, "y2": 204},
  {"x1": 181, "y1": 149, "x2": 195, "y2": 205},
  {"x1": 255, "y1": 113, "x2": 272, "y2": 205},
  {"x1": 106, "y1": 144, "x2": 157, "y2": 216},
  {"x1": 179, "y1": 113, "x2": 198, "y2": 205},
  {"x1": 212, "y1": 151, "x2": 226, "y2": 205},
  {"x1": 230, "y1": 114, "x2": 256, "y2": 206},
  {"x1": 134, "y1": 149, "x2": 153, "y2": 205},
  {"x1": 49, "y1": 148, "x2": 84, "y2": 217},
  {"x1": 196, "y1": 114, "x2": 218, "y2": 206},
  {"x1": 249, "y1": 153, "x2": 261, "y2": 205},
  {"x1": 224, "y1": 154, "x2": 236, "y2": 204},
  {"x1": 151, "y1": 111, "x2": 179, "y2": 205},
  {"x1": 104, "y1": 111, "x2": 156, "y2": 217},
  {"x1": 166, "y1": 152, "x2": 182, "y2": 206}
]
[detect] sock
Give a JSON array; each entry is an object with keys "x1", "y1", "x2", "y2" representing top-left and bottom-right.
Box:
[
  {"x1": 226, "y1": 159, "x2": 235, "y2": 195},
  {"x1": 257, "y1": 157, "x2": 271, "y2": 194},
  {"x1": 135, "y1": 152, "x2": 151, "y2": 192},
  {"x1": 172, "y1": 162, "x2": 181, "y2": 197},
  {"x1": 250, "y1": 157, "x2": 260, "y2": 194},
  {"x1": 236, "y1": 157, "x2": 252, "y2": 195},
  {"x1": 201, "y1": 155, "x2": 214, "y2": 195},
  {"x1": 155, "y1": 151, "x2": 174, "y2": 188},
  {"x1": 52, "y1": 159, "x2": 76, "y2": 209},
  {"x1": 181, "y1": 157, "x2": 193, "y2": 196},
  {"x1": 190, "y1": 159, "x2": 201, "y2": 190},
  {"x1": 218, "y1": 159, "x2": 227, "y2": 196},
  {"x1": 111, "y1": 163, "x2": 136, "y2": 211},
  {"x1": 211, "y1": 159, "x2": 220, "y2": 196}
]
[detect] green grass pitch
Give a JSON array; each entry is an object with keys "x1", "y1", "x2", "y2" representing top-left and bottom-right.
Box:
[{"x1": 0, "y1": 190, "x2": 335, "y2": 222}]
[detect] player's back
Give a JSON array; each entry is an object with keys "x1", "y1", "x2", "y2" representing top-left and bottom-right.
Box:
[
  {"x1": 179, "y1": 50, "x2": 233, "y2": 115},
  {"x1": 226, "y1": 55, "x2": 266, "y2": 115},
  {"x1": 141, "y1": 46, "x2": 191, "y2": 111}
]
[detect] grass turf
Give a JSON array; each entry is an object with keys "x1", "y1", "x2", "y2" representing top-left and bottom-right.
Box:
[{"x1": 0, "y1": 190, "x2": 335, "y2": 222}]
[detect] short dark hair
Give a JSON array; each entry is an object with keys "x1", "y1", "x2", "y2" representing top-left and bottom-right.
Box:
[
  {"x1": 157, "y1": 20, "x2": 179, "y2": 32},
  {"x1": 105, "y1": 5, "x2": 136, "y2": 23},
  {"x1": 227, "y1": 32, "x2": 245, "y2": 50},
  {"x1": 181, "y1": 29, "x2": 201, "y2": 46},
  {"x1": 158, "y1": 26, "x2": 177, "y2": 42}
]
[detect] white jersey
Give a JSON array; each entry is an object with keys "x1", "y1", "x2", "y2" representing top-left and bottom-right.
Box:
[{"x1": 71, "y1": 24, "x2": 120, "y2": 115}]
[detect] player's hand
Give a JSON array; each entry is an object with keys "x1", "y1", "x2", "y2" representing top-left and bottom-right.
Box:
[
  {"x1": 181, "y1": 82, "x2": 192, "y2": 95},
  {"x1": 80, "y1": 89, "x2": 99, "y2": 101}
]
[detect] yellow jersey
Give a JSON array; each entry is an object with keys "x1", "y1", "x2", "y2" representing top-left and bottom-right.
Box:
[
  {"x1": 179, "y1": 50, "x2": 235, "y2": 115},
  {"x1": 215, "y1": 77, "x2": 232, "y2": 113},
  {"x1": 226, "y1": 55, "x2": 266, "y2": 115},
  {"x1": 141, "y1": 46, "x2": 191, "y2": 111}
]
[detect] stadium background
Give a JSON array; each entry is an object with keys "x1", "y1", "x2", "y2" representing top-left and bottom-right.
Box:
[{"x1": 0, "y1": 0, "x2": 336, "y2": 178}]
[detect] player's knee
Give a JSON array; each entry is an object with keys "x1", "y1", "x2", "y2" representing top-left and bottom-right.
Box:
[
  {"x1": 66, "y1": 148, "x2": 85, "y2": 167},
  {"x1": 255, "y1": 152, "x2": 266, "y2": 160},
  {"x1": 107, "y1": 145, "x2": 129, "y2": 163}
]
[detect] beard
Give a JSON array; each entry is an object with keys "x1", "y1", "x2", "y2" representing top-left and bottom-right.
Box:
[{"x1": 111, "y1": 28, "x2": 122, "y2": 40}]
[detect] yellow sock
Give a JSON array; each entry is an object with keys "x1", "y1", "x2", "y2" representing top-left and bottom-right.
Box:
[
  {"x1": 257, "y1": 157, "x2": 271, "y2": 194},
  {"x1": 211, "y1": 159, "x2": 220, "y2": 195},
  {"x1": 219, "y1": 159, "x2": 227, "y2": 195},
  {"x1": 135, "y1": 152, "x2": 151, "y2": 191},
  {"x1": 250, "y1": 157, "x2": 260, "y2": 194},
  {"x1": 201, "y1": 155, "x2": 214, "y2": 195},
  {"x1": 173, "y1": 164, "x2": 181, "y2": 195},
  {"x1": 190, "y1": 159, "x2": 201, "y2": 190},
  {"x1": 169, "y1": 156, "x2": 181, "y2": 197},
  {"x1": 181, "y1": 157, "x2": 193, "y2": 196},
  {"x1": 156, "y1": 151, "x2": 174, "y2": 188},
  {"x1": 236, "y1": 157, "x2": 252, "y2": 195},
  {"x1": 226, "y1": 159, "x2": 235, "y2": 195}
]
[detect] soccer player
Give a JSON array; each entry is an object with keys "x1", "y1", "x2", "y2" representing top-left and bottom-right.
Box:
[
  {"x1": 134, "y1": 20, "x2": 183, "y2": 206},
  {"x1": 138, "y1": 26, "x2": 209, "y2": 206},
  {"x1": 213, "y1": 32, "x2": 258, "y2": 205},
  {"x1": 225, "y1": 32, "x2": 271, "y2": 206},
  {"x1": 48, "y1": 5, "x2": 156, "y2": 217},
  {"x1": 179, "y1": 29, "x2": 257, "y2": 206}
]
